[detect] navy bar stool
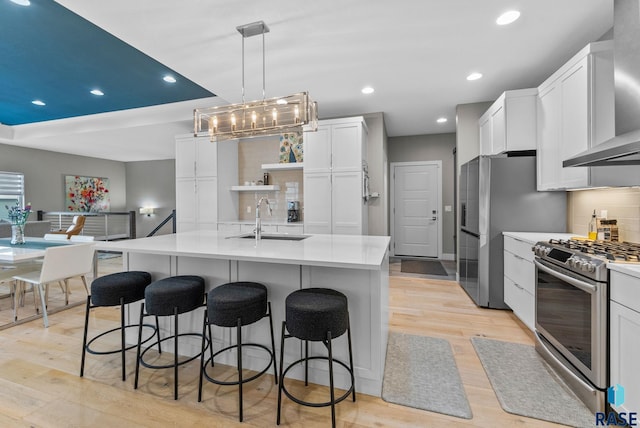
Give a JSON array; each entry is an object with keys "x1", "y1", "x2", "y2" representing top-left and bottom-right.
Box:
[
  {"x1": 134, "y1": 275, "x2": 207, "y2": 400},
  {"x1": 198, "y1": 281, "x2": 278, "y2": 422},
  {"x1": 277, "y1": 288, "x2": 355, "y2": 428},
  {"x1": 80, "y1": 271, "x2": 156, "y2": 381}
]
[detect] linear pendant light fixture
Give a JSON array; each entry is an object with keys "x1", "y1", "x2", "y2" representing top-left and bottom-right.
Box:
[{"x1": 194, "y1": 21, "x2": 317, "y2": 142}]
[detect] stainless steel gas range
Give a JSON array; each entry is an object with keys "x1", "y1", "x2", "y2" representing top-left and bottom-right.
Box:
[{"x1": 532, "y1": 239, "x2": 640, "y2": 413}]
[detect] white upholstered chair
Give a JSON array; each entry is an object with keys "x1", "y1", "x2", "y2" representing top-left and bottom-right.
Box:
[{"x1": 12, "y1": 243, "x2": 95, "y2": 327}]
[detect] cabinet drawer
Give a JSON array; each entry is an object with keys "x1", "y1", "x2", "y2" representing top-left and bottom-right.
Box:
[
  {"x1": 504, "y1": 276, "x2": 534, "y2": 331},
  {"x1": 504, "y1": 236, "x2": 535, "y2": 262},
  {"x1": 610, "y1": 271, "x2": 640, "y2": 313},
  {"x1": 504, "y1": 250, "x2": 535, "y2": 294}
]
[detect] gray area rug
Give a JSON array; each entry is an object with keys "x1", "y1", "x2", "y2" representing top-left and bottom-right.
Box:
[
  {"x1": 400, "y1": 259, "x2": 448, "y2": 276},
  {"x1": 471, "y1": 337, "x2": 594, "y2": 428},
  {"x1": 382, "y1": 332, "x2": 472, "y2": 419}
]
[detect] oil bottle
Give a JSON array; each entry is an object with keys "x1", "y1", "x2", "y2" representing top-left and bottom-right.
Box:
[{"x1": 588, "y1": 210, "x2": 598, "y2": 240}]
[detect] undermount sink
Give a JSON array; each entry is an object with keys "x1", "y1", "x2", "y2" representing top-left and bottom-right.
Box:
[{"x1": 229, "y1": 233, "x2": 309, "y2": 241}]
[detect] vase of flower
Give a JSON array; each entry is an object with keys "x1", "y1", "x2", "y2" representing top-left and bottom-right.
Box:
[
  {"x1": 11, "y1": 223, "x2": 25, "y2": 245},
  {"x1": 5, "y1": 201, "x2": 32, "y2": 245}
]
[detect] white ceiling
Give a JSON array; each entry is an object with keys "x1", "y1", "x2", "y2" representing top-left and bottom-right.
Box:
[{"x1": 1, "y1": 0, "x2": 613, "y2": 162}]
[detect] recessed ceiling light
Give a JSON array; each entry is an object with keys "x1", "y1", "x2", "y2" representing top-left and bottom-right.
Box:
[
  {"x1": 163, "y1": 75, "x2": 177, "y2": 83},
  {"x1": 361, "y1": 86, "x2": 375, "y2": 95},
  {"x1": 276, "y1": 99, "x2": 288, "y2": 105},
  {"x1": 32, "y1": 100, "x2": 45, "y2": 106},
  {"x1": 496, "y1": 10, "x2": 521, "y2": 26},
  {"x1": 10, "y1": 0, "x2": 31, "y2": 6},
  {"x1": 90, "y1": 89, "x2": 104, "y2": 96},
  {"x1": 466, "y1": 72, "x2": 483, "y2": 81},
  {"x1": 437, "y1": 117, "x2": 448, "y2": 124}
]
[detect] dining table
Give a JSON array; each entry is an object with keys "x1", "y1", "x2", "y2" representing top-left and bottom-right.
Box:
[{"x1": 0, "y1": 238, "x2": 70, "y2": 281}]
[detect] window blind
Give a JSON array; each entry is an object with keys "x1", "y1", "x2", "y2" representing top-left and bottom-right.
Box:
[{"x1": 0, "y1": 171, "x2": 25, "y2": 196}]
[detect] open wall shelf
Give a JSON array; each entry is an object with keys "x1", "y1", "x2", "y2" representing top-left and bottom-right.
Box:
[{"x1": 261, "y1": 163, "x2": 304, "y2": 171}]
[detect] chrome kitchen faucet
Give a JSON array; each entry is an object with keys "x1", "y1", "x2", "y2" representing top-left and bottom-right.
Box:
[{"x1": 255, "y1": 196, "x2": 272, "y2": 241}]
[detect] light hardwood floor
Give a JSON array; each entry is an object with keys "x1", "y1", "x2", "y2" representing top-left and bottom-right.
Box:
[{"x1": 0, "y1": 257, "x2": 570, "y2": 427}]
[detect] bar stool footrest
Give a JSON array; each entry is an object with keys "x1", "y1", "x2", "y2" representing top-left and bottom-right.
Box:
[
  {"x1": 140, "y1": 333, "x2": 209, "y2": 370},
  {"x1": 203, "y1": 343, "x2": 274, "y2": 386},
  {"x1": 280, "y1": 356, "x2": 354, "y2": 408},
  {"x1": 86, "y1": 323, "x2": 157, "y2": 356}
]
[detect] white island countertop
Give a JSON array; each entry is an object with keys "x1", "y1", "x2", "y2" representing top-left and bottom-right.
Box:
[{"x1": 95, "y1": 230, "x2": 390, "y2": 270}]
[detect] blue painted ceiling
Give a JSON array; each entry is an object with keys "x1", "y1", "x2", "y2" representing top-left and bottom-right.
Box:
[{"x1": 0, "y1": 0, "x2": 215, "y2": 126}]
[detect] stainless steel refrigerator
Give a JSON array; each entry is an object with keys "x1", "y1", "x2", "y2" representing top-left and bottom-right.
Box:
[{"x1": 459, "y1": 154, "x2": 566, "y2": 308}]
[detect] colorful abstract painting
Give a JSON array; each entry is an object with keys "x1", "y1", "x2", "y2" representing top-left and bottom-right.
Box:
[
  {"x1": 65, "y1": 175, "x2": 110, "y2": 212},
  {"x1": 279, "y1": 132, "x2": 303, "y2": 163}
]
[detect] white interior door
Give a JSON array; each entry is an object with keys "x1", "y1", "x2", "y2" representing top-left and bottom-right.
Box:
[{"x1": 393, "y1": 163, "x2": 440, "y2": 257}]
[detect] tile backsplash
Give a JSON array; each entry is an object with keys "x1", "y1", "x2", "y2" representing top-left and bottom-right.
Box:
[
  {"x1": 237, "y1": 136, "x2": 303, "y2": 222},
  {"x1": 568, "y1": 187, "x2": 640, "y2": 243}
]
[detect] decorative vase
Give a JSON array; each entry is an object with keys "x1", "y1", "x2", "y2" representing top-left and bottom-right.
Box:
[{"x1": 10, "y1": 224, "x2": 26, "y2": 245}]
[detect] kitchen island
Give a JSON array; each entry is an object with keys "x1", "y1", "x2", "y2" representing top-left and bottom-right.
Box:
[{"x1": 95, "y1": 230, "x2": 390, "y2": 396}]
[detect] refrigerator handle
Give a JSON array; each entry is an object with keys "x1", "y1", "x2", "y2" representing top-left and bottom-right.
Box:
[{"x1": 461, "y1": 202, "x2": 466, "y2": 227}]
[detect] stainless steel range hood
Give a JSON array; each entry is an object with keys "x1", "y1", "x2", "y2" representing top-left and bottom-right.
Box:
[
  {"x1": 564, "y1": 129, "x2": 640, "y2": 166},
  {"x1": 564, "y1": 0, "x2": 640, "y2": 167}
]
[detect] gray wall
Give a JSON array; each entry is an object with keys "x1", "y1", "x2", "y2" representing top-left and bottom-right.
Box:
[
  {"x1": 0, "y1": 142, "x2": 176, "y2": 239},
  {"x1": 125, "y1": 160, "x2": 176, "y2": 238},
  {"x1": 0, "y1": 142, "x2": 126, "y2": 213},
  {"x1": 364, "y1": 112, "x2": 389, "y2": 236},
  {"x1": 455, "y1": 102, "x2": 492, "y2": 168},
  {"x1": 388, "y1": 133, "x2": 456, "y2": 256}
]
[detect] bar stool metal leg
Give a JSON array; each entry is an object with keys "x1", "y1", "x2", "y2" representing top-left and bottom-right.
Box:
[
  {"x1": 276, "y1": 320, "x2": 286, "y2": 425},
  {"x1": 237, "y1": 317, "x2": 243, "y2": 422},
  {"x1": 327, "y1": 330, "x2": 335, "y2": 428},
  {"x1": 80, "y1": 295, "x2": 91, "y2": 377},
  {"x1": 134, "y1": 302, "x2": 145, "y2": 390}
]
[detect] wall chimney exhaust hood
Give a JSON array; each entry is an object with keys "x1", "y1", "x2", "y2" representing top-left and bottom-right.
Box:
[{"x1": 564, "y1": 0, "x2": 640, "y2": 167}]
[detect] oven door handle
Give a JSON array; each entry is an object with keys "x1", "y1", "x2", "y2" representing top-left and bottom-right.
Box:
[{"x1": 533, "y1": 259, "x2": 597, "y2": 294}]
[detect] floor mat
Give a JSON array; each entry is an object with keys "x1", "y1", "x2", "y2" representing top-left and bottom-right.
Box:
[
  {"x1": 382, "y1": 332, "x2": 472, "y2": 419},
  {"x1": 400, "y1": 259, "x2": 448, "y2": 276},
  {"x1": 471, "y1": 337, "x2": 594, "y2": 427}
]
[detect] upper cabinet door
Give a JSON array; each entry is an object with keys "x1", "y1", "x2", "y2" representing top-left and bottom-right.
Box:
[
  {"x1": 175, "y1": 137, "x2": 197, "y2": 178},
  {"x1": 559, "y1": 57, "x2": 590, "y2": 188},
  {"x1": 176, "y1": 136, "x2": 218, "y2": 178},
  {"x1": 537, "y1": 84, "x2": 562, "y2": 190},
  {"x1": 478, "y1": 89, "x2": 536, "y2": 156},
  {"x1": 303, "y1": 126, "x2": 331, "y2": 173},
  {"x1": 196, "y1": 139, "x2": 218, "y2": 177},
  {"x1": 331, "y1": 122, "x2": 363, "y2": 172},
  {"x1": 536, "y1": 41, "x2": 616, "y2": 190}
]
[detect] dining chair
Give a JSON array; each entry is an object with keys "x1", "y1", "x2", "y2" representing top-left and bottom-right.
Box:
[
  {"x1": 12, "y1": 243, "x2": 95, "y2": 327},
  {"x1": 49, "y1": 215, "x2": 86, "y2": 239},
  {"x1": 44, "y1": 233, "x2": 70, "y2": 241}
]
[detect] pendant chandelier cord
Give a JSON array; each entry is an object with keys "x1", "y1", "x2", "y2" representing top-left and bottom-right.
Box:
[
  {"x1": 262, "y1": 29, "x2": 266, "y2": 101},
  {"x1": 241, "y1": 35, "x2": 245, "y2": 104},
  {"x1": 240, "y1": 26, "x2": 267, "y2": 104}
]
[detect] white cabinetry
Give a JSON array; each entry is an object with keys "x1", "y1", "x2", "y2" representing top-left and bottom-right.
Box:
[
  {"x1": 479, "y1": 89, "x2": 537, "y2": 156},
  {"x1": 609, "y1": 269, "x2": 640, "y2": 416},
  {"x1": 536, "y1": 41, "x2": 618, "y2": 190},
  {"x1": 175, "y1": 135, "x2": 238, "y2": 232},
  {"x1": 503, "y1": 235, "x2": 536, "y2": 330},
  {"x1": 303, "y1": 117, "x2": 368, "y2": 235}
]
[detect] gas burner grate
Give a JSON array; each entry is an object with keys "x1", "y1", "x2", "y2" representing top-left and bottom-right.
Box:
[{"x1": 547, "y1": 238, "x2": 640, "y2": 262}]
